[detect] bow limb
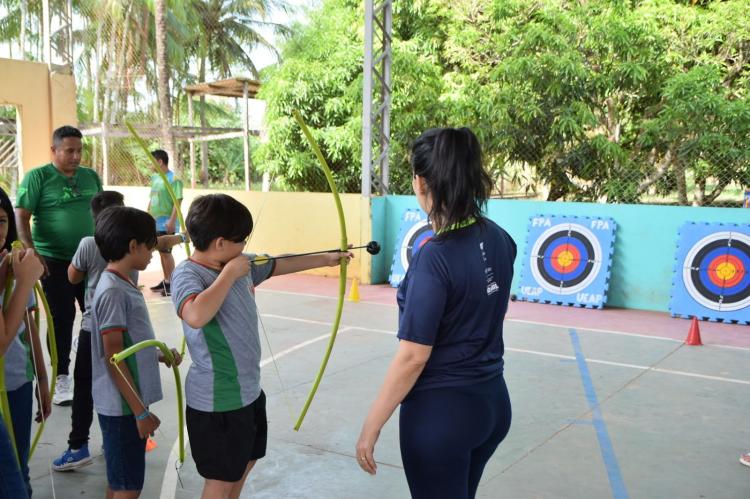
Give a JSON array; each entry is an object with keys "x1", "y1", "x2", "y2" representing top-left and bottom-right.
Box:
[
  {"x1": 111, "y1": 340, "x2": 185, "y2": 464},
  {"x1": 0, "y1": 256, "x2": 19, "y2": 465},
  {"x1": 28, "y1": 281, "x2": 56, "y2": 458},
  {"x1": 125, "y1": 122, "x2": 191, "y2": 356},
  {"x1": 292, "y1": 110, "x2": 348, "y2": 431}
]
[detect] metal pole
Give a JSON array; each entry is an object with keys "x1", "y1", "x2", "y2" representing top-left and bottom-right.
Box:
[
  {"x1": 188, "y1": 92, "x2": 196, "y2": 188},
  {"x1": 101, "y1": 122, "x2": 109, "y2": 186},
  {"x1": 361, "y1": 0, "x2": 374, "y2": 197},
  {"x1": 380, "y1": 0, "x2": 392, "y2": 193},
  {"x1": 243, "y1": 82, "x2": 250, "y2": 191}
]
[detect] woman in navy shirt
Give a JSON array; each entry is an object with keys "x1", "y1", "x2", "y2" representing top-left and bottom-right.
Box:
[{"x1": 356, "y1": 128, "x2": 516, "y2": 499}]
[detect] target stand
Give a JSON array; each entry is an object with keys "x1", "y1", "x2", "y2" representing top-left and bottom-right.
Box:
[
  {"x1": 516, "y1": 215, "x2": 617, "y2": 309},
  {"x1": 389, "y1": 209, "x2": 435, "y2": 287},
  {"x1": 670, "y1": 222, "x2": 750, "y2": 324}
]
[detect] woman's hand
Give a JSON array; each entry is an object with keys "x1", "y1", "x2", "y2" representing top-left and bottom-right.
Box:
[{"x1": 355, "y1": 424, "x2": 380, "y2": 475}]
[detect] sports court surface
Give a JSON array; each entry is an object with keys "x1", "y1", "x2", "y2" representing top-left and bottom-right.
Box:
[{"x1": 27, "y1": 271, "x2": 750, "y2": 499}]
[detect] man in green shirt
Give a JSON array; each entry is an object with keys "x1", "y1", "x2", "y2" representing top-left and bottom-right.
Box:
[
  {"x1": 15, "y1": 125, "x2": 103, "y2": 405},
  {"x1": 147, "y1": 149, "x2": 183, "y2": 296}
]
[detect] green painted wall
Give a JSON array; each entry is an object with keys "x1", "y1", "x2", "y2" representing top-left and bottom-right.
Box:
[{"x1": 371, "y1": 196, "x2": 748, "y2": 312}]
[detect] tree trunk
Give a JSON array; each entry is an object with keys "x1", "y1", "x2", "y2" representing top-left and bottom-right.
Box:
[
  {"x1": 20, "y1": 1, "x2": 26, "y2": 58},
  {"x1": 198, "y1": 55, "x2": 209, "y2": 186},
  {"x1": 673, "y1": 149, "x2": 688, "y2": 206},
  {"x1": 155, "y1": 0, "x2": 177, "y2": 174}
]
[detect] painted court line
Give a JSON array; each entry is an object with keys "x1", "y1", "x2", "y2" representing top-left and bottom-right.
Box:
[
  {"x1": 569, "y1": 329, "x2": 629, "y2": 499},
  {"x1": 259, "y1": 288, "x2": 750, "y2": 351},
  {"x1": 261, "y1": 313, "x2": 750, "y2": 386}
]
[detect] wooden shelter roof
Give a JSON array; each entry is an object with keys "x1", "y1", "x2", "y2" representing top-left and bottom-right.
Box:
[{"x1": 184, "y1": 77, "x2": 261, "y2": 98}]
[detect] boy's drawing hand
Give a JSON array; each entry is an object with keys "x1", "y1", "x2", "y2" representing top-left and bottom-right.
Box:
[
  {"x1": 323, "y1": 250, "x2": 354, "y2": 267},
  {"x1": 159, "y1": 348, "x2": 183, "y2": 368},
  {"x1": 136, "y1": 412, "x2": 161, "y2": 439},
  {"x1": 224, "y1": 254, "x2": 250, "y2": 280}
]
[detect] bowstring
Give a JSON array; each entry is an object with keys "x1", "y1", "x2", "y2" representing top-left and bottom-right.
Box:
[{"x1": 244, "y1": 176, "x2": 297, "y2": 424}]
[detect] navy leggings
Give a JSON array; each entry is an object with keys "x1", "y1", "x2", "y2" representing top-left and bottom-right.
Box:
[{"x1": 399, "y1": 375, "x2": 511, "y2": 499}]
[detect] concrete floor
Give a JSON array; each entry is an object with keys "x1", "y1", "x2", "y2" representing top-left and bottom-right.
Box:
[{"x1": 27, "y1": 273, "x2": 750, "y2": 499}]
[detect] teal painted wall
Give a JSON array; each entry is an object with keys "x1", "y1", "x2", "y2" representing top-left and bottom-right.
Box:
[{"x1": 371, "y1": 195, "x2": 749, "y2": 312}]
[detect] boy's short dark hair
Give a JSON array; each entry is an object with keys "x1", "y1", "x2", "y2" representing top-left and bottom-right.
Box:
[
  {"x1": 186, "y1": 194, "x2": 252, "y2": 251},
  {"x1": 151, "y1": 149, "x2": 169, "y2": 165},
  {"x1": 91, "y1": 191, "x2": 125, "y2": 219},
  {"x1": 95, "y1": 207, "x2": 157, "y2": 261},
  {"x1": 52, "y1": 126, "x2": 83, "y2": 146}
]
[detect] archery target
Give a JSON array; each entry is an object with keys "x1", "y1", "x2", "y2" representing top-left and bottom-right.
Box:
[
  {"x1": 517, "y1": 215, "x2": 616, "y2": 309},
  {"x1": 399, "y1": 221, "x2": 434, "y2": 271},
  {"x1": 681, "y1": 231, "x2": 750, "y2": 312},
  {"x1": 389, "y1": 209, "x2": 435, "y2": 287},
  {"x1": 530, "y1": 224, "x2": 603, "y2": 295}
]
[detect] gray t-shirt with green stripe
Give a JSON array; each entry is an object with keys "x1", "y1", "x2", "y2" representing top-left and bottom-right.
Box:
[
  {"x1": 171, "y1": 255, "x2": 274, "y2": 412},
  {"x1": 91, "y1": 270, "x2": 163, "y2": 416},
  {"x1": 2, "y1": 291, "x2": 37, "y2": 391},
  {"x1": 72, "y1": 236, "x2": 138, "y2": 332}
]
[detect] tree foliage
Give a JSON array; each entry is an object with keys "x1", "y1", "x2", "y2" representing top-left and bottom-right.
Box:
[{"x1": 258, "y1": 0, "x2": 750, "y2": 204}]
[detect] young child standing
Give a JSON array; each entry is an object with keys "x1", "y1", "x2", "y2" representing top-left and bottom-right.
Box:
[
  {"x1": 171, "y1": 194, "x2": 351, "y2": 499},
  {"x1": 53, "y1": 191, "x2": 184, "y2": 471},
  {"x1": 90, "y1": 206, "x2": 181, "y2": 498},
  {"x1": 0, "y1": 188, "x2": 45, "y2": 499}
]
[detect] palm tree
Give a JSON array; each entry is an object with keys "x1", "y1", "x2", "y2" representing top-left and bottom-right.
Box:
[
  {"x1": 189, "y1": 0, "x2": 290, "y2": 185},
  {"x1": 154, "y1": 0, "x2": 177, "y2": 172}
]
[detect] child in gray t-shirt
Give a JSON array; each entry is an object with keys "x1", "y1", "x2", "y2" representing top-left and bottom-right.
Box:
[
  {"x1": 90, "y1": 206, "x2": 182, "y2": 495},
  {"x1": 53, "y1": 191, "x2": 185, "y2": 471},
  {"x1": 171, "y1": 194, "x2": 351, "y2": 496}
]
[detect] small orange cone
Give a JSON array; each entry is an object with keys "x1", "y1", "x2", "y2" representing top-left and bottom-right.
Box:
[
  {"x1": 146, "y1": 437, "x2": 158, "y2": 452},
  {"x1": 685, "y1": 317, "x2": 703, "y2": 346},
  {"x1": 348, "y1": 278, "x2": 360, "y2": 302}
]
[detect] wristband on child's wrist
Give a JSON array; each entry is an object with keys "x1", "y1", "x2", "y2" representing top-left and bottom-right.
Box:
[{"x1": 135, "y1": 410, "x2": 150, "y2": 421}]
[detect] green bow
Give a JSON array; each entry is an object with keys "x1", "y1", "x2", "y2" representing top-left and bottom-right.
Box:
[
  {"x1": 0, "y1": 241, "x2": 57, "y2": 464},
  {"x1": 125, "y1": 122, "x2": 192, "y2": 356},
  {"x1": 110, "y1": 339, "x2": 185, "y2": 464},
  {"x1": 291, "y1": 110, "x2": 349, "y2": 431}
]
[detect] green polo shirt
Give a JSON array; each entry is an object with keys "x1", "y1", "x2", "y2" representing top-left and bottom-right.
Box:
[{"x1": 16, "y1": 163, "x2": 103, "y2": 261}]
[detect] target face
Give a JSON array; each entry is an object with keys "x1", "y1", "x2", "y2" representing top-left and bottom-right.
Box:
[
  {"x1": 530, "y1": 224, "x2": 603, "y2": 295},
  {"x1": 682, "y1": 231, "x2": 750, "y2": 312},
  {"x1": 399, "y1": 221, "x2": 434, "y2": 270}
]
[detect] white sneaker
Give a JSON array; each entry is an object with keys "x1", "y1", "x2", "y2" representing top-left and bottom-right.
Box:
[{"x1": 52, "y1": 374, "x2": 73, "y2": 406}]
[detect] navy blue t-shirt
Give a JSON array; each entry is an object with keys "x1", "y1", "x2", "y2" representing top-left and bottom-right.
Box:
[{"x1": 397, "y1": 218, "x2": 516, "y2": 392}]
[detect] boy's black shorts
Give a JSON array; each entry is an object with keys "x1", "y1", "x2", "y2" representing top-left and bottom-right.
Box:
[{"x1": 186, "y1": 391, "x2": 267, "y2": 482}]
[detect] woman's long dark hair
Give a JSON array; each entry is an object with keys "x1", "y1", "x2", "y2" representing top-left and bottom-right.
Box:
[
  {"x1": 0, "y1": 188, "x2": 18, "y2": 252},
  {"x1": 410, "y1": 127, "x2": 492, "y2": 233}
]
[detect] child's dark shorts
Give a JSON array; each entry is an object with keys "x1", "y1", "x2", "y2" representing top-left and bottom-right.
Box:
[
  {"x1": 98, "y1": 413, "x2": 147, "y2": 491},
  {"x1": 186, "y1": 391, "x2": 267, "y2": 482}
]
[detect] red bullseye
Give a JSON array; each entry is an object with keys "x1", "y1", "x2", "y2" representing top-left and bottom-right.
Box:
[
  {"x1": 550, "y1": 244, "x2": 581, "y2": 274},
  {"x1": 708, "y1": 254, "x2": 745, "y2": 288}
]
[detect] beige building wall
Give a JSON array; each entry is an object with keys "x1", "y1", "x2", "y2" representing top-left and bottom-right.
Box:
[
  {"x1": 0, "y1": 58, "x2": 78, "y2": 175},
  {"x1": 114, "y1": 186, "x2": 374, "y2": 283}
]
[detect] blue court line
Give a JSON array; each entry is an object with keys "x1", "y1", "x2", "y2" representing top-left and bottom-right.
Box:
[{"x1": 569, "y1": 329, "x2": 629, "y2": 499}]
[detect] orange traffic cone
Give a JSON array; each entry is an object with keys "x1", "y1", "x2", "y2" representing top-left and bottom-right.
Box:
[
  {"x1": 685, "y1": 317, "x2": 703, "y2": 346},
  {"x1": 146, "y1": 437, "x2": 158, "y2": 452}
]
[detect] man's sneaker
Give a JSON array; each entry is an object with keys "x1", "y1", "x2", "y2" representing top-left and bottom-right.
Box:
[
  {"x1": 52, "y1": 445, "x2": 92, "y2": 471},
  {"x1": 149, "y1": 279, "x2": 166, "y2": 290},
  {"x1": 741, "y1": 453, "x2": 750, "y2": 468},
  {"x1": 52, "y1": 374, "x2": 73, "y2": 406}
]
